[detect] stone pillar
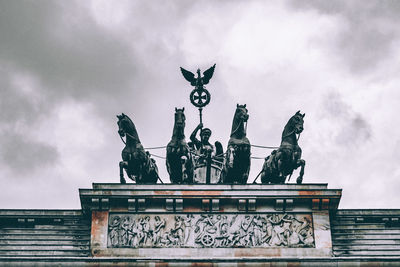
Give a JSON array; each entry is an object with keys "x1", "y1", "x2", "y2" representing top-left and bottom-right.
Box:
[{"x1": 90, "y1": 211, "x2": 108, "y2": 256}]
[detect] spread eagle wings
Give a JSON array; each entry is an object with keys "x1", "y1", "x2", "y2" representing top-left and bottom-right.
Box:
[
  {"x1": 180, "y1": 64, "x2": 216, "y2": 86},
  {"x1": 202, "y1": 64, "x2": 216, "y2": 85},
  {"x1": 180, "y1": 67, "x2": 196, "y2": 86}
]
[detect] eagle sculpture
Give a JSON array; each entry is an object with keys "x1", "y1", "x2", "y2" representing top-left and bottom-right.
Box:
[{"x1": 180, "y1": 64, "x2": 216, "y2": 88}]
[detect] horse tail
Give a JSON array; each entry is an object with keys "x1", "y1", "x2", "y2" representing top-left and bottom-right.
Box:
[
  {"x1": 260, "y1": 154, "x2": 274, "y2": 184},
  {"x1": 143, "y1": 152, "x2": 159, "y2": 183}
]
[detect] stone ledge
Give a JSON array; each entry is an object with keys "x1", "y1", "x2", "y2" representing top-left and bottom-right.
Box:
[
  {"x1": 79, "y1": 184, "x2": 342, "y2": 213},
  {"x1": 1, "y1": 256, "x2": 400, "y2": 266},
  {"x1": 0, "y1": 210, "x2": 83, "y2": 216},
  {"x1": 92, "y1": 183, "x2": 329, "y2": 190},
  {"x1": 336, "y1": 209, "x2": 400, "y2": 216}
]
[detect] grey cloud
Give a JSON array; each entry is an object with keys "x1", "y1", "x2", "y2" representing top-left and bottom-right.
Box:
[
  {"x1": 0, "y1": 1, "x2": 136, "y2": 101},
  {"x1": 335, "y1": 114, "x2": 371, "y2": 146},
  {"x1": 0, "y1": 1, "x2": 198, "y2": 120},
  {"x1": 0, "y1": 131, "x2": 59, "y2": 174},
  {"x1": 0, "y1": 1, "x2": 199, "y2": 177},
  {"x1": 323, "y1": 92, "x2": 371, "y2": 146},
  {"x1": 0, "y1": 66, "x2": 46, "y2": 126},
  {"x1": 0, "y1": 1, "x2": 138, "y2": 175},
  {"x1": 288, "y1": 0, "x2": 400, "y2": 73}
]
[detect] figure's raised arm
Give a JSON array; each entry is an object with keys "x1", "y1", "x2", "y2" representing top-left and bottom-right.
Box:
[{"x1": 190, "y1": 123, "x2": 203, "y2": 143}]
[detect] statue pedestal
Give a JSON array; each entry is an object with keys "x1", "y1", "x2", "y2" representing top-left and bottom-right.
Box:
[{"x1": 79, "y1": 183, "x2": 341, "y2": 259}]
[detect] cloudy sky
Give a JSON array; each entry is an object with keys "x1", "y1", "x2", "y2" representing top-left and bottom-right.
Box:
[{"x1": 1, "y1": 0, "x2": 399, "y2": 209}]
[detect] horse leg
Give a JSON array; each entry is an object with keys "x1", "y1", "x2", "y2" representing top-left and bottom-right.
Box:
[
  {"x1": 181, "y1": 155, "x2": 188, "y2": 184},
  {"x1": 296, "y1": 159, "x2": 306, "y2": 184},
  {"x1": 260, "y1": 155, "x2": 273, "y2": 184},
  {"x1": 225, "y1": 148, "x2": 235, "y2": 183},
  {"x1": 275, "y1": 151, "x2": 285, "y2": 182},
  {"x1": 241, "y1": 155, "x2": 251, "y2": 184},
  {"x1": 119, "y1": 161, "x2": 127, "y2": 184},
  {"x1": 227, "y1": 147, "x2": 234, "y2": 169},
  {"x1": 144, "y1": 156, "x2": 159, "y2": 184},
  {"x1": 186, "y1": 155, "x2": 194, "y2": 184}
]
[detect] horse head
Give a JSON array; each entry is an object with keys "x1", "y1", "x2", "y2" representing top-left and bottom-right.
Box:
[
  {"x1": 173, "y1": 107, "x2": 186, "y2": 138},
  {"x1": 291, "y1": 111, "x2": 305, "y2": 134},
  {"x1": 290, "y1": 110, "x2": 306, "y2": 134},
  {"x1": 116, "y1": 113, "x2": 140, "y2": 144},
  {"x1": 282, "y1": 111, "x2": 305, "y2": 143},
  {"x1": 230, "y1": 104, "x2": 249, "y2": 138}
]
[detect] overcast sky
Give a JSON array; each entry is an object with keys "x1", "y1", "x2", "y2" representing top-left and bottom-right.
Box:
[{"x1": 1, "y1": 0, "x2": 399, "y2": 209}]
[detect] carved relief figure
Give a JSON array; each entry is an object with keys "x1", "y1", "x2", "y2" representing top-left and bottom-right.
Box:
[
  {"x1": 108, "y1": 216, "x2": 120, "y2": 247},
  {"x1": 107, "y1": 214, "x2": 314, "y2": 249},
  {"x1": 152, "y1": 216, "x2": 166, "y2": 245}
]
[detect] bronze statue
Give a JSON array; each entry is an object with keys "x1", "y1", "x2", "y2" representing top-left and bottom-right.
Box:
[
  {"x1": 117, "y1": 113, "x2": 159, "y2": 184},
  {"x1": 180, "y1": 64, "x2": 216, "y2": 91},
  {"x1": 259, "y1": 111, "x2": 306, "y2": 184},
  {"x1": 224, "y1": 104, "x2": 251, "y2": 184},
  {"x1": 189, "y1": 123, "x2": 224, "y2": 184},
  {"x1": 166, "y1": 108, "x2": 193, "y2": 184},
  {"x1": 190, "y1": 123, "x2": 213, "y2": 156},
  {"x1": 180, "y1": 64, "x2": 216, "y2": 126}
]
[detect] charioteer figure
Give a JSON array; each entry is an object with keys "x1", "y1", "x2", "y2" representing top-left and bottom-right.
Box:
[
  {"x1": 180, "y1": 64, "x2": 224, "y2": 183},
  {"x1": 190, "y1": 123, "x2": 213, "y2": 157},
  {"x1": 190, "y1": 123, "x2": 224, "y2": 163},
  {"x1": 189, "y1": 123, "x2": 223, "y2": 184}
]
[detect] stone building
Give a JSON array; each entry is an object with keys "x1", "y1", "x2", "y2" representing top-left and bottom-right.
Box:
[{"x1": 1, "y1": 183, "x2": 400, "y2": 266}]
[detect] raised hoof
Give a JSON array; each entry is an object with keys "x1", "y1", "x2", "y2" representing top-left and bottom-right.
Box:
[
  {"x1": 120, "y1": 177, "x2": 126, "y2": 184},
  {"x1": 296, "y1": 176, "x2": 303, "y2": 184}
]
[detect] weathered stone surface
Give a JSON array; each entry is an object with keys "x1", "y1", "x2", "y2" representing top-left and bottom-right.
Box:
[
  {"x1": 107, "y1": 213, "x2": 314, "y2": 248},
  {"x1": 90, "y1": 211, "x2": 108, "y2": 256},
  {"x1": 84, "y1": 183, "x2": 340, "y2": 258},
  {"x1": 1, "y1": 184, "x2": 400, "y2": 265},
  {"x1": 1, "y1": 257, "x2": 400, "y2": 266},
  {"x1": 313, "y1": 211, "x2": 332, "y2": 252},
  {"x1": 331, "y1": 209, "x2": 400, "y2": 257},
  {"x1": 0, "y1": 210, "x2": 90, "y2": 258},
  {"x1": 79, "y1": 184, "x2": 342, "y2": 214}
]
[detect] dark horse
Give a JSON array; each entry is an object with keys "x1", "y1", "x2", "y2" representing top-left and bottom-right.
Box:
[
  {"x1": 117, "y1": 113, "x2": 159, "y2": 184},
  {"x1": 260, "y1": 111, "x2": 306, "y2": 184},
  {"x1": 224, "y1": 104, "x2": 251, "y2": 184},
  {"x1": 166, "y1": 108, "x2": 193, "y2": 184}
]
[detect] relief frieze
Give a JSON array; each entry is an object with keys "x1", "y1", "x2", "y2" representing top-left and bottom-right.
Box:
[{"x1": 107, "y1": 213, "x2": 314, "y2": 248}]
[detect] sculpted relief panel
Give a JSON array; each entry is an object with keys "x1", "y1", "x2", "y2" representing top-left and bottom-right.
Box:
[{"x1": 107, "y1": 213, "x2": 314, "y2": 248}]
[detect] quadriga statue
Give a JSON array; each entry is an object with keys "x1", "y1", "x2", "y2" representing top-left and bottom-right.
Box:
[{"x1": 260, "y1": 111, "x2": 306, "y2": 184}]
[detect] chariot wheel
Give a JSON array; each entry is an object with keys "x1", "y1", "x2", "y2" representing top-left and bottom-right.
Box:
[{"x1": 201, "y1": 233, "x2": 215, "y2": 247}]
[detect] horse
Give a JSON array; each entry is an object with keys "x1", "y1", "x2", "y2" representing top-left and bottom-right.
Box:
[
  {"x1": 260, "y1": 111, "x2": 306, "y2": 184},
  {"x1": 166, "y1": 108, "x2": 193, "y2": 184},
  {"x1": 117, "y1": 113, "x2": 159, "y2": 184},
  {"x1": 224, "y1": 104, "x2": 251, "y2": 184}
]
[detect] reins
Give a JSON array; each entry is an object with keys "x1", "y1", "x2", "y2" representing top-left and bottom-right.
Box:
[
  {"x1": 282, "y1": 130, "x2": 301, "y2": 142},
  {"x1": 119, "y1": 135, "x2": 126, "y2": 145},
  {"x1": 119, "y1": 131, "x2": 139, "y2": 146},
  {"x1": 231, "y1": 117, "x2": 247, "y2": 137}
]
